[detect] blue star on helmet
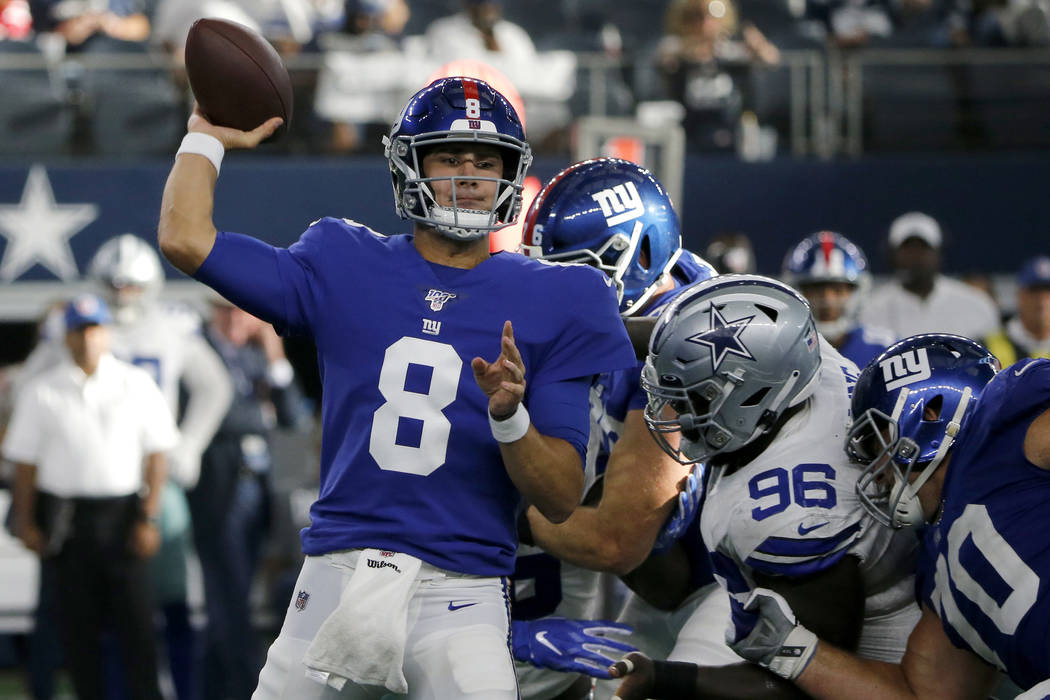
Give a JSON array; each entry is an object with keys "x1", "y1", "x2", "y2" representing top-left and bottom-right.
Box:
[{"x1": 686, "y1": 305, "x2": 756, "y2": 372}]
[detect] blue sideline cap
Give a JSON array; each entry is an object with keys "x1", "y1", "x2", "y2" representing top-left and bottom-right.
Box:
[
  {"x1": 1018, "y1": 256, "x2": 1050, "y2": 289},
  {"x1": 64, "y1": 294, "x2": 112, "y2": 330}
]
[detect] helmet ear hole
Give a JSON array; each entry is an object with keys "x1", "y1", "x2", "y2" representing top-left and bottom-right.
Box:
[
  {"x1": 741, "y1": 387, "x2": 771, "y2": 407},
  {"x1": 639, "y1": 236, "x2": 652, "y2": 270},
  {"x1": 922, "y1": 394, "x2": 944, "y2": 421}
]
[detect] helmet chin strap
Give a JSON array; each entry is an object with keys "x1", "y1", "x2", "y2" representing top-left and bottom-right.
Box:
[{"x1": 890, "y1": 386, "x2": 973, "y2": 528}]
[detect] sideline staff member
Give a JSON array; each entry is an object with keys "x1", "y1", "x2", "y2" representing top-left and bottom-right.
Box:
[{"x1": 3, "y1": 294, "x2": 179, "y2": 700}]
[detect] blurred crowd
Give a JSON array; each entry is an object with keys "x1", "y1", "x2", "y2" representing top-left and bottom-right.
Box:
[{"x1": 1, "y1": 0, "x2": 1049, "y2": 158}]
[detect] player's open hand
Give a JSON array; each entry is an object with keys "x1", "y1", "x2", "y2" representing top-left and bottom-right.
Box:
[
  {"x1": 471, "y1": 320, "x2": 526, "y2": 419},
  {"x1": 609, "y1": 652, "x2": 655, "y2": 700},
  {"x1": 187, "y1": 103, "x2": 283, "y2": 150}
]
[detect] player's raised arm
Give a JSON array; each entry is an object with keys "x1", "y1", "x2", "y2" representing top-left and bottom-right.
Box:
[
  {"x1": 473, "y1": 321, "x2": 584, "y2": 523},
  {"x1": 158, "y1": 107, "x2": 282, "y2": 274}
]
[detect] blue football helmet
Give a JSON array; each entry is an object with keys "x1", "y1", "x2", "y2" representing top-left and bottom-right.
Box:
[
  {"x1": 781, "y1": 231, "x2": 870, "y2": 341},
  {"x1": 847, "y1": 334, "x2": 998, "y2": 528},
  {"x1": 520, "y1": 158, "x2": 684, "y2": 316},
  {"x1": 383, "y1": 76, "x2": 532, "y2": 241}
]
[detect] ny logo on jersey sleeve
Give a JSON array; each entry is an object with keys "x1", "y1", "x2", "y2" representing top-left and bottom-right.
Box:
[
  {"x1": 880, "y1": 348, "x2": 931, "y2": 391},
  {"x1": 591, "y1": 182, "x2": 644, "y2": 227}
]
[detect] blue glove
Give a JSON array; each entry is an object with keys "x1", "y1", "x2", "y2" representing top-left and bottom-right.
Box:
[
  {"x1": 512, "y1": 617, "x2": 637, "y2": 679},
  {"x1": 651, "y1": 463, "x2": 704, "y2": 554}
]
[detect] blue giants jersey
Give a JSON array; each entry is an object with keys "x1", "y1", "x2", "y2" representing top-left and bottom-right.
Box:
[
  {"x1": 837, "y1": 325, "x2": 892, "y2": 371},
  {"x1": 195, "y1": 218, "x2": 636, "y2": 576},
  {"x1": 916, "y1": 358, "x2": 1050, "y2": 689}
]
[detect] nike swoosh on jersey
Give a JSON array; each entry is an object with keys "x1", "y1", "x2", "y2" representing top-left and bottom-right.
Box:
[
  {"x1": 797, "y1": 521, "x2": 830, "y2": 536},
  {"x1": 1015, "y1": 361, "x2": 1038, "y2": 377},
  {"x1": 535, "y1": 630, "x2": 562, "y2": 655},
  {"x1": 448, "y1": 601, "x2": 478, "y2": 611}
]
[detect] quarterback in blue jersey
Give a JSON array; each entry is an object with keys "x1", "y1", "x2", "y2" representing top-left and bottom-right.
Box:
[
  {"x1": 158, "y1": 78, "x2": 636, "y2": 699},
  {"x1": 727, "y1": 334, "x2": 1050, "y2": 698},
  {"x1": 782, "y1": 231, "x2": 893, "y2": 370},
  {"x1": 510, "y1": 158, "x2": 739, "y2": 700}
]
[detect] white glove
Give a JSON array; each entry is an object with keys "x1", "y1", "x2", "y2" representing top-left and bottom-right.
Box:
[{"x1": 727, "y1": 587, "x2": 818, "y2": 681}]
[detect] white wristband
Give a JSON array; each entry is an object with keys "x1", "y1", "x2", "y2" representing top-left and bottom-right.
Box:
[
  {"x1": 489, "y1": 404, "x2": 529, "y2": 443},
  {"x1": 177, "y1": 132, "x2": 225, "y2": 175}
]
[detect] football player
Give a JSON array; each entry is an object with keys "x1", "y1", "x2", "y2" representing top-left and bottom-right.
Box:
[
  {"x1": 513, "y1": 158, "x2": 735, "y2": 700},
  {"x1": 610, "y1": 275, "x2": 921, "y2": 699},
  {"x1": 158, "y1": 77, "x2": 636, "y2": 699},
  {"x1": 781, "y1": 231, "x2": 893, "y2": 369},
  {"x1": 725, "y1": 334, "x2": 1050, "y2": 698}
]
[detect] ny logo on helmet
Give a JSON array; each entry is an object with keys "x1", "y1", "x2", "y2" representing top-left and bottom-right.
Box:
[
  {"x1": 591, "y1": 182, "x2": 645, "y2": 227},
  {"x1": 880, "y1": 348, "x2": 931, "y2": 391}
]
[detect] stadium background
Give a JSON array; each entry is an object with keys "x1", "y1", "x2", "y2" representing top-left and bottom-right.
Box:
[{"x1": 1, "y1": 0, "x2": 1048, "y2": 695}]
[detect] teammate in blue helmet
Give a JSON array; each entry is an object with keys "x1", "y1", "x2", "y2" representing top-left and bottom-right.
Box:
[
  {"x1": 515, "y1": 158, "x2": 739, "y2": 700},
  {"x1": 782, "y1": 231, "x2": 892, "y2": 369},
  {"x1": 521, "y1": 157, "x2": 714, "y2": 316},
  {"x1": 847, "y1": 334, "x2": 998, "y2": 528},
  {"x1": 159, "y1": 78, "x2": 636, "y2": 699},
  {"x1": 385, "y1": 76, "x2": 532, "y2": 240},
  {"x1": 728, "y1": 335, "x2": 1050, "y2": 698}
]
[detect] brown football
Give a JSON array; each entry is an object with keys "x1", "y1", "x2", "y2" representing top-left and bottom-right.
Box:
[{"x1": 184, "y1": 18, "x2": 293, "y2": 140}]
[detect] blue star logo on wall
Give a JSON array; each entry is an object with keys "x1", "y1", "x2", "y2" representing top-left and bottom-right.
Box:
[{"x1": 686, "y1": 305, "x2": 756, "y2": 372}]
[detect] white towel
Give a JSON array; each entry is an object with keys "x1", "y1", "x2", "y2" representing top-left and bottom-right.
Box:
[{"x1": 302, "y1": 549, "x2": 423, "y2": 693}]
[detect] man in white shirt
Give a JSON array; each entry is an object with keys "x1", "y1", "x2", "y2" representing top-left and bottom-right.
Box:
[
  {"x1": 858, "y1": 211, "x2": 999, "y2": 341},
  {"x1": 424, "y1": 0, "x2": 536, "y2": 64},
  {"x1": 3, "y1": 294, "x2": 179, "y2": 700}
]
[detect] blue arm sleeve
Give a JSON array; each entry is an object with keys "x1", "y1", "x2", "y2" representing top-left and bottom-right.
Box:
[
  {"x1": 192, "y1": 231, "x2": 318, "y2": 336},
  {"x1": 528, "y1": 377, "x2": 591, "y2": 466}
]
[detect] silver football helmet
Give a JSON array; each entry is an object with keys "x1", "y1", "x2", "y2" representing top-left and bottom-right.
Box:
[
  {"x1": 642, "y1": 275, "x2": 823, "y2": 464},
  {"x1": 87, "y1": 234, "x2": 164, "y2": 325}
]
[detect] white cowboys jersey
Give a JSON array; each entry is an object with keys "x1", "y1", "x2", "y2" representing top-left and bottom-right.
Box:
[{"x1": 700, "y1": 338, "x2": 920, "y2": 663}]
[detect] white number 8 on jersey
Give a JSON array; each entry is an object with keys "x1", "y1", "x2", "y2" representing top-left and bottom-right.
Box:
[{"x1": 369, "y1": 337, "x2": 462, "y2": 476}]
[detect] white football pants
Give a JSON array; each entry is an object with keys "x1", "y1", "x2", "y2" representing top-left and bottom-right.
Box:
[{"x1": 253, "y1": 551, "x2": 519, "y2": 699}]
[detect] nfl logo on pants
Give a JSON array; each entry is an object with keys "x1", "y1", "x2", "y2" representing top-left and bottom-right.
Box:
[{"x1": 295, "y1": 590, "x2": 310, "y2": 611}]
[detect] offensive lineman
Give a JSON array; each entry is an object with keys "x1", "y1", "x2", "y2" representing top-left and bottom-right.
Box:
[{"x1": 513, "y1": 158, "x2": 735, "y2": 700}]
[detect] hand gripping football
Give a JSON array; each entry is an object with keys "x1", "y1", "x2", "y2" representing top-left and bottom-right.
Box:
[{"x1": 184, "y1": 18, "x2": 293, "y2": 140}]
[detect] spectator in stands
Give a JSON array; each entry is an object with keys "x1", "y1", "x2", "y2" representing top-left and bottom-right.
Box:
[
  {"x1": 654, "y1": 0, "x2": 779, "y2": 151},
  {"x1": 939, "y1": 0, "x2": 1050, "y2": 46},
  {"x1": 28, "y1": 0, "x2": 150, "y2": 50},
  {"x1": 424, "y1": 0, "x2": 536, "y2": 65},
  {"x1": 151, "y1": 0, "x2": 261, "y2": 63},
  {"x1": 983, "y1": 255, "x2": 1050, "y2": 365},
  {"x1": 189, "y1": 297, "x2": 308, "y2": 700},
  {"x1": 859, "y1": 211, "x2": 999, "y2": 340},
  {"x1": 314, "y1": 0, "x2": 410, "y2": 153},
  {"x1": 704, "y1": 232, "x2": 756, "y2": 274},
  {"x1": 3, "y1": 294, "x2": 178, "y2": 700}
]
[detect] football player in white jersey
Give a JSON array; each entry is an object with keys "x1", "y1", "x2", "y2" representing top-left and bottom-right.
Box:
[{"x1": 609, "y1": 275, "x2": 920, "y2": 699}]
